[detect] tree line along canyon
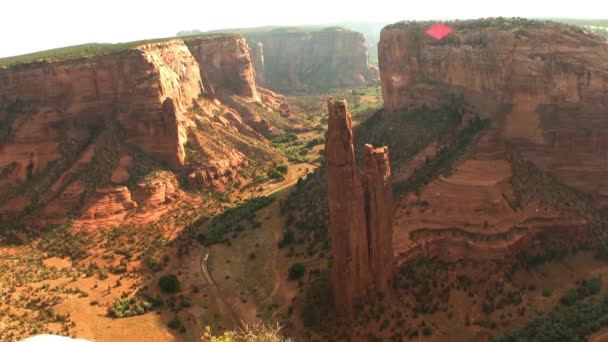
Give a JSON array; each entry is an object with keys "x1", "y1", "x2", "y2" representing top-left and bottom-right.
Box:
[{"x1": 1, "y1": 17, "x2": 608, "y2": 342}]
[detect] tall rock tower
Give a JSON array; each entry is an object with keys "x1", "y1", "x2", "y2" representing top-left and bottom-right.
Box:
[
  {"x1": 325, "y1": 98, "x2": 373, "y2": 313},
  {"x1": 325, "y1": 98, "x2": 394, "y2": 314},
  {"x1": 363, "y1": 144, "x2": 394, "y2": 295}
]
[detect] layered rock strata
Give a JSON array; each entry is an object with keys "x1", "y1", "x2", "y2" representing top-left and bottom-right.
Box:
[
  {"x1": 0, "y1": 34, "x2": 285, "y2": 229},
  {"x1": 377, "y1": 19, "x2": 607, "y2": 266},
  {"x1": 247, "y1": 27, "x2": 379, "y2": 91},
  {"x1": 325, "y1": 98, "x2": 393, "y2": 313},
  {"x1": 379, "y1": 18, "x2": 608, "y2": 199}
]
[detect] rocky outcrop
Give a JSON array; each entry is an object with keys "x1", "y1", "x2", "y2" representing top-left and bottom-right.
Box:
[
  {"x1": 0, "y1": 34, "x2": 284, "y2": 229},
  {"x1": 185, "y1": 36, "x2": 259, "y2": 101},
  {"x1": 246, "y1": 27, "x2": 379, "y2": 92},
  {"x1": 251, "y1": 41, "x2": 265, "y2": 85},
  {"x1": 378, "y1": 18, "x2": 608, "y2": 200},
  {"x1": 78, "y1": 186, "x2": 137, "y2": 228},
  {"x1": 363, "y1": 144, "x2": 394, "y2": 294},
  {"x1": 377, "y1": 19, "x2": 608, "y2": 271},
  {"x1": 325, "y1": 98, "x2": 393, "y2": 314}
]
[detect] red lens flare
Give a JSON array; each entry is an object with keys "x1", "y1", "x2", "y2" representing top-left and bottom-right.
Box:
[{"x1": 426, "y1": 23, "x2": 453, "y2": 40}]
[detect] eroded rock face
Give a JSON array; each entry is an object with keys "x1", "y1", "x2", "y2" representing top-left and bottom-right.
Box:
[
  {"x1": 363, "y1": 144, "x2": 394, "y2": 294},
  {"x1": 325, "y1": 98, "x2": 393, "y2": 313},
  {"x1": 377, "y1": 19, "x2": 608, "y2": 267},
  {"x1": 79, "y1": 186, "x2": 137, "y2": 229},
  {"x1": 186, "y1": 35, "x2": 259, "y2": 101},
  {"x1": 379, "y1": 19, "x2": 608, "y2": 199},
  {"x1": 0, "y1": 34, "x2": 283, "y2": 229},
  {"x1": 247, "y1": 27, "x2": 379, "y2": 92}
]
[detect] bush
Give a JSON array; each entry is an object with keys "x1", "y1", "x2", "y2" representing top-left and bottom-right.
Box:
[
  {"x1": 288, "y1": 263, "x2": 306, "y2": 281},
  {"x1": 107, "y1": 294, "x2": 154, "y2": 318},
  {"x1": 159, "y1": 274, "x2": 180, "y2": 293},
  {"x1": 168, "y1": 316, "x2": 182, "y2": 330},
  {"x1": 560, "y1": 277, "x2": 602, "y2": 306},
  {"x1": 278, "y1": 230, "x2": 295, "y2": 248},
  {"x1": 267, "y1": 164, "x2": 288, "y2": 180}
]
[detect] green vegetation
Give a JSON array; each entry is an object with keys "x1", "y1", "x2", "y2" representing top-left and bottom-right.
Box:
[
  {"x1": 159, "y1": 274, "x2": 180, "y2": 293},
  {"x1": 203, "y1": 322, "x2": 289, "y2": 341},
  {"x1": 197, "y1": 197, "x2": 273, "y2": 246},
  {"x1": 560, "y1": 278, "x2": 601, "y2": 306},
  {"x1": 35, "y1": 224, "x2": 91, "y2": 260},
  {"x1": 493, "y1": 287, "x2": 608, "y2": 342},
  {"x1": 108, "y1": 293, "x2": 155, "y2": 318},
  {"x1": 392, "y1": 114, "x2": 489, "y2": 197},
  {"x1": 267, "y1": 164, "x2": 289, "y2": 180},
  {"x1": 394, "y1": 259, "x2": 450, "y2": 315},
  {"x1": 287, "y1": 263, "x2": 306, "y2": 280},
  {"x1": 386, "y1": 17, "x2": 545, "y2": 31},
  {"x1": 271, "y1": 133, "x2": 324, "y2": 163},
  {"x1": 301, "y1": 271, "x2": 332, "y2": 327}
]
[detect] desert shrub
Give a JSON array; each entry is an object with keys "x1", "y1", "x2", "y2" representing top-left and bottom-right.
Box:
[
  {"x1": 204, "y1": 322, "x2": 289, "y2": 341},
  {"x1": 159, "y1": 274, "x2": 180, "y2": 293},
  {"x1": 36, "y1": 224, "x2": 91, "y2": 260},
  {"x1": 493, "y1": 294, "x2": 608, "y2": 342},
  {"x1": 267, "y1": 164, "x2": 288, "y2": 180},
  {"x1": 560, "y1": 277, "x2": 602, "y2": 306},
  {"x1": 108, "y1": 294, "x2": 154, "y2": 318},
  {"x1": 278, "y1": 230, "x2": 295, "y2": 248},
  {"x1": 288, "y1": 263, "x2": 306, "y2": 280},
  {"x1": 168, "y1": 316, "x2": 182, "y2": 330}
]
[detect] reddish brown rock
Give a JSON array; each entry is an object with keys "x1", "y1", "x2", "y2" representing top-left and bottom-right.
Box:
[
  {"x1": 185, "y1": 35, "x2": 259, "y2": 101},
  {"x1": 325, "y1": 98, "x2": 394, "y2": 313},
  {"x1": 78, "y1": 186, "x2": 137, "y2": 229},
  {"x1": 363, "y1": 144, "x2": 394, "y2": 295},
  {"x1": 0, "y1": 34, "x2": 285, "y2": 229},
  {"x1": 325, "y1": 98, "x2": 372, "y2": 313},
  {"x1": 247, "y1": 27, "x2": 379, "y2": 92},
  {"x1": 378, "y1": 19, "x2": 608, "y2": 200},
  {"x1": 111, "y1": 155, "x2": 134, "y2": 185},
  {"x1": 132, "y1": 174, "x2": 179, "y2": 208}
]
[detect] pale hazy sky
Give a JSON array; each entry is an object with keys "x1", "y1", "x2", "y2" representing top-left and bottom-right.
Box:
[{"x1": 1, "y1": 0, "x2": 606, "y2": 58}]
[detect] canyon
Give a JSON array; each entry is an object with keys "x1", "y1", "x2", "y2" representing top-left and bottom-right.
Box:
[
  {"x1": 244, "y1": 27, "x2": 379, "y2": 92},
  {"x1": 2, "y1": 15, "x2": 608, "y2": 342}
]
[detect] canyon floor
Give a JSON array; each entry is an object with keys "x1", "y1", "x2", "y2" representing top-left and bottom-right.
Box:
[{"x1": 2, "y1": 83, "x2": 608, "y2": 342}]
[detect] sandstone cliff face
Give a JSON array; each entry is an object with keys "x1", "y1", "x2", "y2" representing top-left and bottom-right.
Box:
[
  {"x1": 0, "y1": 34, "x2": 284, "y2": 229},
  {"x1": 325, "y1": 98, "x2": 393, "y2": 313},
  {"x1": 377, "y1": 19, "x2": 608, "y2": 266},
  {"x1": 379, "y1": 19, "x2": 608, "y2": 199},
  {"x1": 363, "y1": 144, "x2": 394, "y2": 294},
  {"x1": 185, "y1": 36, "x2": 259, "y2": 101},
  {"x1": 247, "y1": 28, "x2": 379, "y2": 92}
]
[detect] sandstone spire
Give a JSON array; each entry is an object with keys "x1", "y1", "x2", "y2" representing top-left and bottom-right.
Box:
[
  {"x1": 325, "y1": 98, "x2": 394, "y2": 314},
  {"x1": 325, "y1": 98, "x2": 372, "y2": 313},
  {"x1": 363, "y1": 144, "x2": 394, "y2": 295}
]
